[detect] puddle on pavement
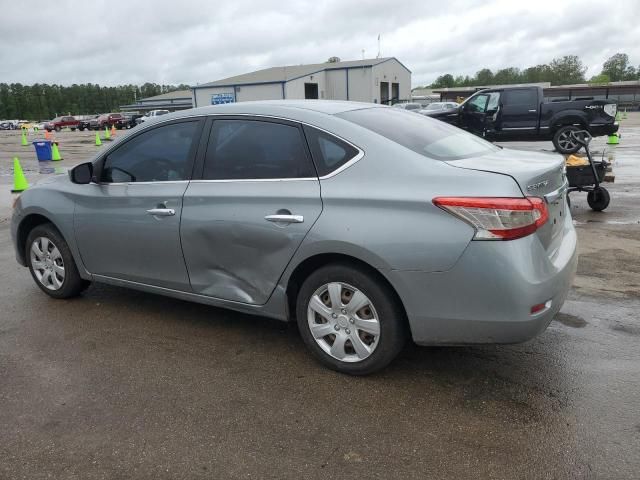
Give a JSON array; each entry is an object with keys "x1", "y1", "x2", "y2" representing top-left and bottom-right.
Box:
[
  {"x1": 38, "y1": 162, "x2": 68, "y2": 175},
  {"x1": 554, "y1": 313, "x2": 587, "y2": 328}
]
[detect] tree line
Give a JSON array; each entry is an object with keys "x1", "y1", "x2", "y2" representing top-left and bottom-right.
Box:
[
  {"x1": 425, "y1": 53, "x2": 639, "y2": 89},
  {"x1": 0, "y1": 83, "x2": 191, "y2": 120}
]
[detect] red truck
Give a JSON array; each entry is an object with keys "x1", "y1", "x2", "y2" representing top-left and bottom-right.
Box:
[
  {"x1": 95, "y1": 113, "x2": 124, "y2": 129},
  {"x1": 45, "y1": 116, "x2": 80, "y2": 132}
]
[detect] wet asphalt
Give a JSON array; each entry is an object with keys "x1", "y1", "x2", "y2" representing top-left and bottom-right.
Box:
[{"x1": 0, "y1": 117, "x2": 639, "y2": 479}]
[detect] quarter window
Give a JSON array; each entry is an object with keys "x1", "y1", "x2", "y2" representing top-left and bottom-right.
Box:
[
  {"x1": 102, "y1": 121, "x2": 198, "y2": 183},
  {"x1": 203, "y1": 119, "x2": 315, "y2": 180},
  {"x1": 303, "y1": 126, "x2": 359, "y2": 177}
]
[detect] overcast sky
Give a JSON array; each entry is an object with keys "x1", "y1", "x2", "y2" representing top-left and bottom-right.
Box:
[{"x1": 1, "y1": 0, "x2": 639, "y2": 87}]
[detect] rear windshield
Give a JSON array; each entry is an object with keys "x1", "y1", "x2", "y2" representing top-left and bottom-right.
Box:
[{"x1": 337, "y1": 107, "x2": 499, "y2": 161}]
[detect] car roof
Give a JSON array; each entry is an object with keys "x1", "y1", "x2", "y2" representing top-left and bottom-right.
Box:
[{"x1": 148, "y1": 100, "x2": 385, "y2": 125}]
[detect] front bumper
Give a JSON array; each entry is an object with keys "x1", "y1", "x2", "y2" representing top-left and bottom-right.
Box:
[
  {"x1": 590, "y1": 122, "x2": 619, "y2": 136},
  {"x1": 386, "y1": 215, "x2": 578, "y2": 345},
  {"x1": 10, "y1": 208, "x2": 26, "y2": 266}
]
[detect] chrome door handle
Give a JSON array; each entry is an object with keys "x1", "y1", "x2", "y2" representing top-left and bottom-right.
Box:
[
  {"x1": 264, "y1": 214, "x2": 304, "y2": 224},
  {"x1": 528, "y1": 109, "x2": 537, "y2": 113},
  {"x1": 146, "y1": 208, "x2": 175, "y2": 216}
]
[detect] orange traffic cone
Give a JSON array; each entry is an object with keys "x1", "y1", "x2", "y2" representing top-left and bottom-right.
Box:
[
  {"x1": 44, "y1": 130, "x2": 51, "y2": 140},
  {"x1": 110, "y1": 124, "x2": 116, "y2": 137}
]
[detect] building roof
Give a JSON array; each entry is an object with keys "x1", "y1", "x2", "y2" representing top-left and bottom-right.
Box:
[
  {"x1": 194, "y1": 57, "x2": 409, "y2": 88},
  {"x1": 120, "y1": 89, "x2": 194, "y2": 112},
  {"x1": 433, "y1": 80, "x2": 640, "y2": 95},
  {"x1": 137, "y1": 90, "x2": 192, "y2": 102},
  {"x1": 433, "y1": 82, "x2": 550, "y2": 94}
]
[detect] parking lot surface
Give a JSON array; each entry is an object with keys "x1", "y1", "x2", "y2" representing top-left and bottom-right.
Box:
[{"x1": 0, "y1": 117, "x2": 639, "y2": 479}]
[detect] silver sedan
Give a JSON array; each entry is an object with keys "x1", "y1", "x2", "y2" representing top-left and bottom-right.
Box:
[{"x1": 11, "y1": 101, "x2": 577, "y2": 374}]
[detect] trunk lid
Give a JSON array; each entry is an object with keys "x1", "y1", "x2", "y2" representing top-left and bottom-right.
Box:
[{"x1": 446, "y1": 148, "x2": 567, "y2": 256}]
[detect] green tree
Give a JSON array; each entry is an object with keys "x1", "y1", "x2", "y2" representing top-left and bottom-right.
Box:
[
  {"x1": 493, "y1": 67, "x2": 522, "y2": 85},
  {"x1": 430, "y1": 73, "x2": 455, "y2": 88},
  {"x1": 475, "y1": 68, "x2": 494, "y2": 85},
  {"x1": 548, "y1": 55, "x2": 586, "y2": 85},
  {"x1": 601, "y1": 53, "x2": 636, "y2": 81},
  {"x1": 522, "y1": 64, "x2": 552, "y2": 83},
  {"x1": 589, "y1": 73, "x2": 610, "y2": 85}
]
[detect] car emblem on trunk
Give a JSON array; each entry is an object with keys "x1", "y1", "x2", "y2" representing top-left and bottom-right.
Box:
[{"x1": 526, "y1": 180, "x2": 549, "y2": 192}]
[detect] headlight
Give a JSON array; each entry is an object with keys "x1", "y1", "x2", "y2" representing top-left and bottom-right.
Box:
[{"x1": 604, "y1": 104, "x2": 617, "y2": 118}]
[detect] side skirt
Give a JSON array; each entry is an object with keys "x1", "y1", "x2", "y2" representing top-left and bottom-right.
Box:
[{"x1": 91, "y1": 274, "x2": 289, "y2": 322}]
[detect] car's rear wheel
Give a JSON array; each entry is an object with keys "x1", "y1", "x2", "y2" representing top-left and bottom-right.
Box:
[
  {"x1": 296, "y1": 264, "x2": 406, "y2": 375},
  {"x1": 553, "y1": 125, "x2": 583, "y2": 154},
  {"x1": 55, "y1": 126, "x2": 61, "y2": 132},
  {"x1": 26, "y1": 224, "x2": 90, "y2": 299}
]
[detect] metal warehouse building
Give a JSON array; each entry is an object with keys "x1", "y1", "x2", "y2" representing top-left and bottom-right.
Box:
[
  {"x1": 192, "y1": 57, "x2": 411, "y2": 106},
  {"x1": 120, "y1": 90, "x2": 194, "y2": 112}
]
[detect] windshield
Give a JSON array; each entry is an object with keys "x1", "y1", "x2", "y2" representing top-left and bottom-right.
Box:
[{"x1": 337, "y1": 107, "x2": 499, "y2": 161}]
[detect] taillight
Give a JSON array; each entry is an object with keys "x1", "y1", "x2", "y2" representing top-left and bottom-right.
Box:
[{"x1": 433, "y1": 197, "x2": 549, "y2": 241}]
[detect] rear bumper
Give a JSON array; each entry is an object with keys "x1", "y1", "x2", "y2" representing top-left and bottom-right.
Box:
[
  {"x1": 590, "y1": 122, "x2": 619, "y2": 136},
  {"x1": 386, "y1": 215, "x2": 578, "y2": 345}
]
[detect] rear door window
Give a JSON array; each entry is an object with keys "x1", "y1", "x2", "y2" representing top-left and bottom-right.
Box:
[
  {"x1": 503, "y1": 89, "x2": 537, "y2": 106},
  {"x1": 303, "y1": 126, "x2": 359, "y2": 177},
  {"x1": 203, "y1": 119, "x2": 316, "y2": 180}
]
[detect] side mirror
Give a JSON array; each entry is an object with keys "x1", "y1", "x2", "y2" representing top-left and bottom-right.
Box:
[{"x1": 69, "y1": 162, "x2": 93, "y2": 184}]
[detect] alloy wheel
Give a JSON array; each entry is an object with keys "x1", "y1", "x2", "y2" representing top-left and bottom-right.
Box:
[
  {"x1": 307, "y1": 282, "x2": 380, "y2": 362},
  {"x1": 30, "y1": 237, "x2": 65, "y2": 291},
  {"x1": 557, "y1": 130, "x2": 579, "y2": 151}
]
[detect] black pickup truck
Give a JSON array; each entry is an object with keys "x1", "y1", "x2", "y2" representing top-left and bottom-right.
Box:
[{"x1": 429, "y1": 86, "x2": 619, "y2": 153}]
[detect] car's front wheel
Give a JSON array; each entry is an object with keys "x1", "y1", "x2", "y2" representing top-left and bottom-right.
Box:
[
  {"x1": 296, "y1": 264, "x2": 406, "y2": 375},
  {"x1": 26, "y1": 224, "x2": 90, "y2": 299}
]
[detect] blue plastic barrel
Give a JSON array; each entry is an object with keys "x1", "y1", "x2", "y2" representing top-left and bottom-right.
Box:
[{"x1": 33, "y1": 140, "x2": 52, "y2": 161}]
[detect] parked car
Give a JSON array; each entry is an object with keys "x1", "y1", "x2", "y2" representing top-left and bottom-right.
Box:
[
  {"x1": 0, "y1": 120, "x2": 16, "y2": 130},
  {"x1": 392, "y1": 102, "x2": 423, "y2": 111},
  {"x1": 419, "y1": 102, "x2": 459, "y2": 115},
  {"x1": 136, "y1": 109, "x2": 170, "y2": 125},
  {"x1": 11, "y1": 101, "x2": 577, "y2": 375},
  {"x1": 78, "y1": 115, "x2": 99, "y2": 131},
  {"x1": 45, "y1": 116, "x2": 79, "y2": 132},
  {"x1": 427, "y1": 86, "x2": 619, "y2": 154},
  {"x1": 95, "y1": 113, "x2": 124, "y2": 130},
  {"x1": 118, "y1": 113, "x2": 144, "y2": 129}
]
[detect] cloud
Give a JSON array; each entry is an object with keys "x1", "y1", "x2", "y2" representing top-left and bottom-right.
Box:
[{"x1": 0, "y1": 0, "x2": 638, "y2": 87}]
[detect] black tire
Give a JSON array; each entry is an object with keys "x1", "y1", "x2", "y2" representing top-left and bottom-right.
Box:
[
  {"x1": 71, "y1": 128, "x2": 76, "y2": 132},
  {"x1": 296, "y1": 263, "x2": 406, "y2": 375},
  {"x1": 553, "y1": 125, "x2": 583, "y2": 154},
  {"x1": 55, "y1": 126, "x2": 61, "y2": 132},
  {"x1": 25, "y1": 223, "x2": 90, "y2": 299},
  {"x1": 587, "y1": 187, "x2": 610, "y2": 211}
]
